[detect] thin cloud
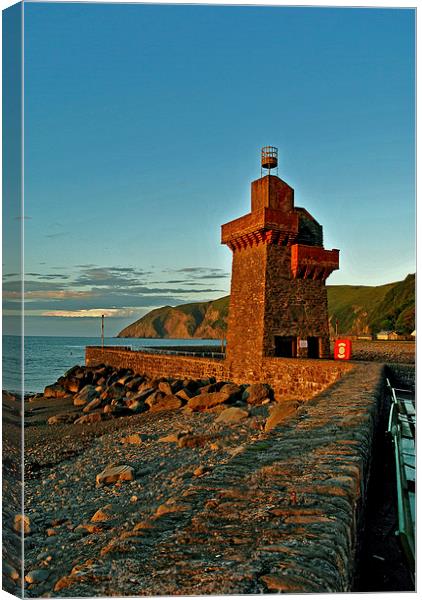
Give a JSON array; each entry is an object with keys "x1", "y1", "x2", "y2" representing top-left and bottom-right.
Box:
[
  {"x1": 16, "y1": 263, "x2": 227, "y2": 316},
  {"x1": 173, "y1": 267, "x2": 225, "y2": 273},
  {"x1": 95, "y1": 286, "x2": 225, "y2": 295},
  {"x1": 74, "y1": 266, "x2": 152, "y2": 288},
  {"x1": 194, "y1": 273, "x2": 229, "y2": 279},
  {"x1": 5, "y1": 290, "x2": 94, "y2": 300},
  {"x1": 3, "y1": 280, "x2": 69, "y2": 292},
  {"x1": 35, "y1": 274, "x2": 71, "y2": 280},
  {"x1": 75, "y1": 264, "x2": 96, "y2": 268},
  {"x1": 42, "y1": 307, "x2": 142, "y2": 318},
  {"x1": 169, "y1": 267, "x2": 229, "y2": 279}
]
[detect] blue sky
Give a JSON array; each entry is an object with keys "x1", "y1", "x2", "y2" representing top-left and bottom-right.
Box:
[{"x1": 3, "y1": 3, "x2": 416, "y2": 336}]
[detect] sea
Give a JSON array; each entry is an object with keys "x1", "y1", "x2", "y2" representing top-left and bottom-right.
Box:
[{"x1": 2, "y1": 335, "x2": 222, "y2": 394}]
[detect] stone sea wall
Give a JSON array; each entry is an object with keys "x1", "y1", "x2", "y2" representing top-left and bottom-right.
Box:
[
  {"x1": 85, "y1": 346, "x2": 227, "y2": 382},
  {"x1": 86, "y1": 346, "x2": 352, "y2": 402},
  {"x1": 250, "y1": 357, "x2": 352, "y2": 400}
]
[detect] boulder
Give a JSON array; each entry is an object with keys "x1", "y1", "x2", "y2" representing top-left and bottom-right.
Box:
[
  {"x1": 91, "y1": 503, "x2": 120, "y2": 522},
  {"x1": 170, "y1": 379, "x2": 183, "y2": 394},
  {"x1": 82, "y1": 397, "x2": 102, "y2": 413},
  {"x1": 104, "y1": 382, "x2": 125, "y2": 401},
  {"x1": 219, "y1": 383, "x2": 243, "y2": 400},
  {"x1": 215, "y1": 407, "x2": 249, "y2": 424},
  {"x1": 243, "y1": 383, "x2": 272, "y2": 405},
  {"x1": 138, "y1": 380, "x2": 156, "y2": 394},
  {"x1": 187, "y1": 391, "x2": 231, "y2": 412},
  {"x1": 121, "y1": 434, "x2": 143, "y2": 445},
  {"x1": 96, "y1": 465, "x2": 135, "y2": 485},
  {"x1": 105, "y1": 373, "x2": 119, "y2": 387},
  {"x1": 25, "y1": 569, "x2": 50, "y2": 584},
  {"x1": 200, "y1": 377, "x2": 216, "y2": 386},
  {"x1": 182, "y1": 379, "x2": 200, "y2": 393},
  {"x1": 44, "y1": 383, "x2": 67, "y2": 399},
  {"x1": 13, "y1": 514, "x2": 30, "y2": 535},
  {"x1": 193, "y1": 465, "x2": 209, "y2": 477},
  {"x1": 73, "y1": 385, "x2": 98, "y2": 406},
  {"x1": 126, "y1": 399, "x2": 148, "y2": 414},
  {"x1": 3, "y1": 562, "x2": 19, "y2": 581},
  {"x1": 63, "y1": 377, "x2": 83, "y2": 394},
  {"x1": 126, "y1": 376, "x2": 143, "y2": 391},
  {"x1": 155, "y1": 501, "x2": 191, "y2": 517},
  {"x1": 199, "y1": 383, "x2": 218, "y2": 394},
  {"x1": 133, "y1": 521, "x2": 154, "y2": 531},
  {"x1": 145, "y1": 390, "x2": 165, "y2": 409},
  {"x1": 175, "y1": 388, "x2": 193, "y2": 402},
  {"x1": 159, "y1": 430, "x2": 190, "y2": 443},
  {"x1": 178, "y1": 434, "x2": 214, "y2": 448},
  {"x1": 109, "y1": 404, "x2": 131, "y2": 417},
  {"x1": 158, "y1": 381, "x2": 173, "y2": 395},
  {"x1": 47, "y1": 413, "x2": 76, "y2": 425},
  {"x1": 148, "y1": 394, "x2": 182, "y2": 413},
  {"x1": 54, "y1": 575, "x2": 77, "y2": 593},
  {"x1": 264, "y1": 402, "x2": 298, "y2": 431},
  {"x1": 117, "y1": 374, "x2": 133, "y2": 386},
  {"x1": 74, "y1": 413, "x2": 103, "y2": 425},
  {"x1": 64, "y1": 364, "x2": 82, "y2": 378},
  {"x1": 131, "y1": 387, "x2": 156, "y2": 403},
  {"x1": 92, "y1": 365, "x2": 107, "y2": 378},
  {"x1": 73, "y1": 523, "x2": 103, "y2": 534}
]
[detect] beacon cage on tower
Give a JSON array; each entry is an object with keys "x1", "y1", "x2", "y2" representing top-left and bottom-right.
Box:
[{"x1": 261, "y1": 146, "x2": 278, "y2": 175}]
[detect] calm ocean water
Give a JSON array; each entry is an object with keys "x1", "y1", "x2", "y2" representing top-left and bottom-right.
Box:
[{"x1": 2, "y1": 335, "x2": 221, "y2": 394}]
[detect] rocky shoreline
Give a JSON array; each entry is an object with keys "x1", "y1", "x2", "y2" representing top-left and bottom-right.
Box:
[
  {"x1": 33, "y1": 363, "x2": 289, "y2": 432},
  {"x1": 3, "y1": 351, "x2": 415, "y2": 596},
  {"x1": 5, "y1": 365, "x2": 299, "y2": 597}
]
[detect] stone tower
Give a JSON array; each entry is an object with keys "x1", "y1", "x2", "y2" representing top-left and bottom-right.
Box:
[{"x1": 221, "y1": 147, "x2": 339, "y2": 376}]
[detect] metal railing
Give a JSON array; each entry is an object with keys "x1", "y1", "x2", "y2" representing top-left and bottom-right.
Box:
[
  {"x1": 137, "y1": 347, "x2": 225, "y2": 360},
  {"x1": 86, "y1": 345, "x2": 225, "y2": 360},
  {"x1": 386, "y1": 378, "x2": 415, "y2": 572}
]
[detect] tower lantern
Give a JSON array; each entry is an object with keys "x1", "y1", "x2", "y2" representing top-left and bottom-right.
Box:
[{"x1": 261, "y1": 145, "x2": 278, "y2": 175}]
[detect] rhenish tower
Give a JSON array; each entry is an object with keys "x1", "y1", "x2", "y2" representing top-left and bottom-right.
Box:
[{"x1": 222, "y1": 146, "x2": 339, "y2": 376}]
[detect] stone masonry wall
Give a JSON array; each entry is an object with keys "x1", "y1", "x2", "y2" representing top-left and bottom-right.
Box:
[
  {"x1": 264, "y1": 244, "x2": 331, "y2": 358},
  {"x1": 225, "y1": 243, "x2": 331, "y2": 372},
  {"x1": 85, "y1": 347, "x2": 227, "y2": 382},
  {"x1": 225, "y1": 242, "x2": 267, "y2": 369},
  {"x1": 260, "y1": 357, "x2": 352, "y2": 401},
  {"x1": 86, "y1": 346, "x2": 352, "y2": 402}
]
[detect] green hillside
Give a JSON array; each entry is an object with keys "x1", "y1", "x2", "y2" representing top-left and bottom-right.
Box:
[
  {"x1": 118, "y1": 274, "x2": 415, "y2": 338},
  {"x1": 367, "y1": 274, "x2": 415, "y2": 334},
  {"x1": 326, "y1": 282, "x2": 394, "y2": 335}
]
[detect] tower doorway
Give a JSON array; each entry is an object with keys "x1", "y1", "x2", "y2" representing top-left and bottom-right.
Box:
[
  {"x1": 307, "y1": 336, "x2": 320, "y2": 358},
  {"x1": 274, "y1": 336, "x2": 297, "y2": 358}
]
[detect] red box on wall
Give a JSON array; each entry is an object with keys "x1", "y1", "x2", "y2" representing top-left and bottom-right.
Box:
[{"x1": 334, "y1": 339, "x2": 352, "y2": 360}]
